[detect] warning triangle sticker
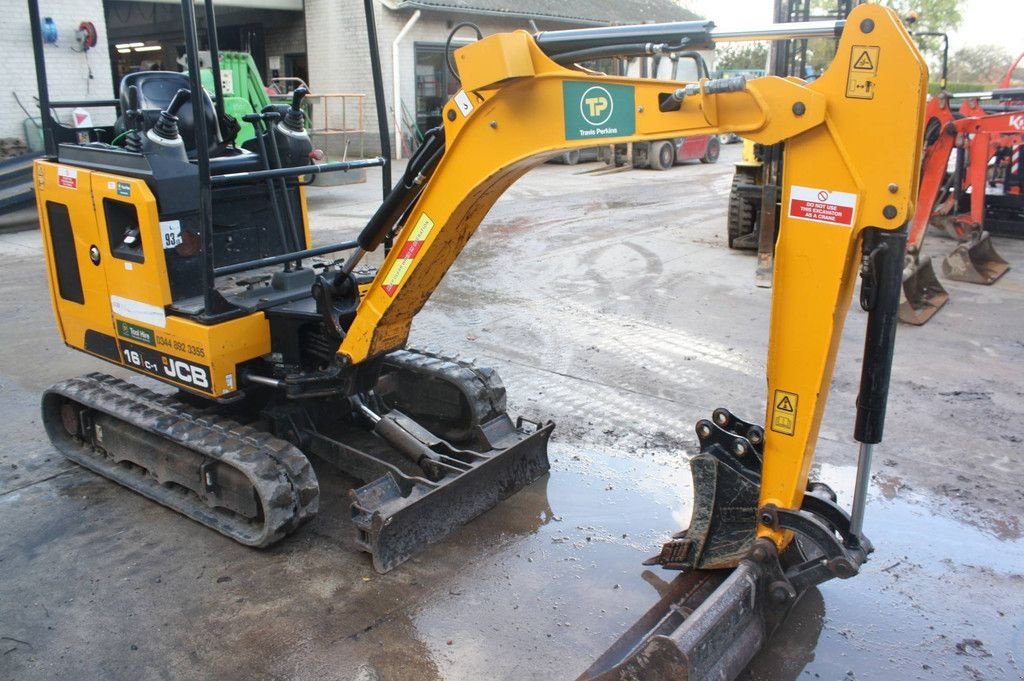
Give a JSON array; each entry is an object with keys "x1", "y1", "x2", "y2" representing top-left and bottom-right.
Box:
[
  {"x1": 853, "y1": 51, "x2": 874, "y2": 70},
  {"x1": 777, "y1": 395, "x2": 795, "y2": 412}
]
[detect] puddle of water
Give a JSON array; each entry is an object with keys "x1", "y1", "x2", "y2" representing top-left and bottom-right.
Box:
[
  {"x1": 410, "y1": 447, "x2": 1024, "y2": 681},
  {"x1": 411, "y1": 442, "x2": 693, "y2": 680},
  {"x1": 748, "y1": 461, "x2": 1024, "y2": 681}
]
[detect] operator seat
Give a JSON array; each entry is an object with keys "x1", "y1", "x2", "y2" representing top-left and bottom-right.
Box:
[{"x1": 116, "y1": 71, "x2": 223, "y2": 159}]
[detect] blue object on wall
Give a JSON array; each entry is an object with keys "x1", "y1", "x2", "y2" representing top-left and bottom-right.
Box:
[{"x1": 42, "y1": 17, "x2": 58, "y2": 44}]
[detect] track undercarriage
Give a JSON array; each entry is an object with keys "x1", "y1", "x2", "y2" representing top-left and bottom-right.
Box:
[{"x1": 42, "y1": 349, "x2": 552, "y2": 572}]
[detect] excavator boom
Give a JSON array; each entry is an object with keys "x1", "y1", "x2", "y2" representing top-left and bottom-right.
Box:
[
  {"x1": 329, "y1": 5, "x2": 925, "y2": 677},
  {"x1": 341, "y1": 1, "x2": 924, "y2": 545},
  {"x1": 31, "y1": 0, "x2": 926, "y2": 675}
]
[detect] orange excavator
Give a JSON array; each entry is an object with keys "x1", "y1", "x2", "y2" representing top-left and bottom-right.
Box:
[{"x1": 899, "y1": 94, "x2": 1021, "y2": 324}]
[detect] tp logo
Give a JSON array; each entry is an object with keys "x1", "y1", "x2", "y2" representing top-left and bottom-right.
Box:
[{"x1": 581, "y1": 86, "x2": 613, "y2": 126}]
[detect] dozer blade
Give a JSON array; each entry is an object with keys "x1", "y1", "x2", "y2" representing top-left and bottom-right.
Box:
[
  {"x1": 577, "y1": 556, "x2": 796, "y2": 681},
  {"x1": 898, "y1": 257, "x2": 949, "y2": 325},
  {"x1": 942, "y1": 231, "x2": 1010, "y2": 284},
  {"x1": 308, "y1": 414, "x2": 552, "y2": 573}
]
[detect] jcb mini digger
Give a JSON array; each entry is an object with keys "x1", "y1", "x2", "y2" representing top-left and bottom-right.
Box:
[{"x1": 30, "y1": 0, "x2": 926, "y2": 677}]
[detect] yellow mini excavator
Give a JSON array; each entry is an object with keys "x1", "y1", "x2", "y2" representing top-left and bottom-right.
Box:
[{"x1": 31, "y1": 0, "x2": 925, "y2": 676}]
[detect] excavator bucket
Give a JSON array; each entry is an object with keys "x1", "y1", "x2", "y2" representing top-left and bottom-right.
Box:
[
  {"x1": 577, "y1": 559, "x2": 796, "y2": 681},
  {"x1": 580, "y1": 409, "x2": 871, "y2": 681},
  {"x1": 898, "y1": 256, "x2": 949, "y2": 325},
  {"x1": 942, "y1": 231, "x2": 1010, "y2": 284}
]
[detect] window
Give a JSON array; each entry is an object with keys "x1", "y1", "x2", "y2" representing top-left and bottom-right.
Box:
[{"x1": 414, "y1": 44, "x2": 461, "y2": 133}]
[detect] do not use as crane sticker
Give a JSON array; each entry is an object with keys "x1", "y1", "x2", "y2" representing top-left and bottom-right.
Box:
[{"x1": 787, "y1": 185, "x2": 857, "y2": 228}]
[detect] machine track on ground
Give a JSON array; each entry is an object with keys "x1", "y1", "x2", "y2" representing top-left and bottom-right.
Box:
[
  {"x1": 379, "y1": 347, "x2": 508, "y2": 445},
  {"x1": 727, "y1": 167, "x2": 759, "y2": 250},
  {"x1": 42, "y1": 373, "x2": 319, "y2": 547}
]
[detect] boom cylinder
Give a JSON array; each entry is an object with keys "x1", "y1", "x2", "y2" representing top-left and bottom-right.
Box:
[
  {"x1": 534, "y1": 19, "x2": 845, "y2": 62},
  {"x1": 849, "y1": 226, "x2": 907, "y2": 538}
]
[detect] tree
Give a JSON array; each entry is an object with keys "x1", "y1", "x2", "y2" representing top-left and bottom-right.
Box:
[
  {"x1": 883, "y1": 0, "x2": 963, "y2": 35},
  {"x1": 947, "y1": 45, "x2": 1014, "y2": 85},
  {"x1": 714, "y1": 43, "x2": 769, "y2": 73},
  {"x1": 883, "y1": 0, "x2": 965, "y2": 74}
]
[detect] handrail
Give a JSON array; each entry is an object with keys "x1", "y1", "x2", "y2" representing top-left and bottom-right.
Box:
[
  {"x1": 214, "y1": 240, "x2": 359, "y2": 276},
  {"x1": 209, "y1": 157, "x2": 385, "y2": 186}
]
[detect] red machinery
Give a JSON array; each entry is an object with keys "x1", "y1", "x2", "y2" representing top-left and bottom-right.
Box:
[
  {"x1": 900, "y1": 95, "x2": 1021, "y2": 324},
  {"x1": 999, "y1": 52, "x2": 1024, "y2": 89}
]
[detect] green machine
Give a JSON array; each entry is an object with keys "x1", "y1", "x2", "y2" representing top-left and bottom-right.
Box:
[{"x1": 200, "y1": 51, "x2": 309, "y2": 145}]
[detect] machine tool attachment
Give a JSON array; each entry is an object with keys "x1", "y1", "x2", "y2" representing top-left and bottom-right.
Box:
[
  {"x1": 898, "y1": 252, "x2": 949, "y2": 325},
  {"x1": 941, "y1": 230, "x2": 1010, "y2": 284},
  {"x1": 583, "y1": 410, "x2": 870, "y2": 681}
]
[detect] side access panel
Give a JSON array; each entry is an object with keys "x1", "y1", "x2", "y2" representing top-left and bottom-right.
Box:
[{"x1": 35, "y1": 161, "x2": 116, "y2": 360}]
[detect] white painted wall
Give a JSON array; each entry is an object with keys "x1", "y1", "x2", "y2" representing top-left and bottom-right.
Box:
[
  {"x1": 3, "y1": 0, "x2": 115, "y2": 145},
  {"x1": 304, "y1": 0, "x2": 575, "y2": 156}
]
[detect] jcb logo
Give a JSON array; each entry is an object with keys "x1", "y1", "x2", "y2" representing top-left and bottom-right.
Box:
[
  {"x1": 162, "y1": 357, "x2": 210, "y2": 389},
  {"x1": 580, "y1": 86, "x2": 614, "y2": 126},
  {"x1": 1009, "y1": 114, "x2": 1024, "y2": 131}
]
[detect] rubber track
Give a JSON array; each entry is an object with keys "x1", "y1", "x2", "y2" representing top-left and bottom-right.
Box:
[
  {"x1": 382, "y1": 347, "x2": 508, "y2": 439},
  {"x1": 727, "y1": 167, "x2": 758, "y2": 250},
  {"x1": 42, "y1": 373, "x2": 318, "y2": 547}
]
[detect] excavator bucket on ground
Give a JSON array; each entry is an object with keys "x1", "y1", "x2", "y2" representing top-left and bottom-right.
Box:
[
  {"x1": 899, "y1": 255, "x2": 949, "y2": 325},
  {"x1": 577, "y1": 561, "x2": 787, "y2": 681},
  {"x1": 942, "y1": 230, "x2": 1010, "y2": 284},
  {"x1": 578, "y1": 409, "x2": 869, "y2": 681}
]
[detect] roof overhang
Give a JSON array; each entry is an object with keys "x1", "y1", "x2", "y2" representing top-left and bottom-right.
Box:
[{"x1": 385, "y1": 1, "x2": 611, "y2": 26}]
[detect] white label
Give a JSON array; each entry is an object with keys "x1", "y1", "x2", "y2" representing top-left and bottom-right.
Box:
[
  {"x1": 124, "y1": 262, "x2": 133, "y2": 270},
  {"x1": 57, "y1": 166, "x2": 78, "y2": 189},
  {"x1": 454, "y1": 90, "x2": 473, "y2": 117},
  {"x1": 73, "y1": 108, "x2": 93, "y2": 128},
  {"x1": 221, "y1": 70, "x2": 234, "y2": 96},
  {"x1": 787, "y1": 185, "x2": 857, "y2": 227},
  {"x1": 160, "y1": 220, "x2": 182, "y2": 249},
  {"x1": 111, "y1": 295, "x2": 166, "y2": 329}
]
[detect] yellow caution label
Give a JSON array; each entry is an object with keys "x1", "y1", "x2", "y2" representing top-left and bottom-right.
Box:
[
  {"x1": 770, "y1": 389, "x2": 799, "y2": 436},
  {"x1": 381, "y1": 212, "x2": 434, "y2": 296},
  {"x1": 408, "y1": 212, "x2": 434, "y2": 242},
  {"x1": 846, "y1": 45, "x2": 880, "y2": 100}
]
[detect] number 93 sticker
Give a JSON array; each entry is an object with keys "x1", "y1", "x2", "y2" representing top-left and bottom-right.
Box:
[{"x1": 160, "y1": 220, "x2": 183, "y2": 249}]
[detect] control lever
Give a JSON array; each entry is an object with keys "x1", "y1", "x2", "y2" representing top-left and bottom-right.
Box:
[
  {"x1": 150, "y1": 89, "x2": 189, "y2": 140},
  {"x1": 283, "y1": 86, "x2": 309, "y2": 132},
  {"x1": 124, "y1": 85, "x2": 144, "y2": 153}
]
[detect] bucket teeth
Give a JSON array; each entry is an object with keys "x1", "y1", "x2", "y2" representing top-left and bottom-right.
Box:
[{"x1": 647, "y1": 411, "x2": 763, "y2": 572}]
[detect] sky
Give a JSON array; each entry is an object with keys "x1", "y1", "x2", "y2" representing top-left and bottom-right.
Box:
[{"x1": 679, "y1": 1, "x2": 1023, "y2": 55}]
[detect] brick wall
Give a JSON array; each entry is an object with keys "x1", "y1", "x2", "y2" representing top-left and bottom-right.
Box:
[
  {"x1": 3, "y1": 0, "x2": 115, "y2": 145},
  {"x1": 264, "y1": 14, "x2": 307, "y2": 70}
]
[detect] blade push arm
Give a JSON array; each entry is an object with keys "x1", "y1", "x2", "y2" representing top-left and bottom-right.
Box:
[{"x1": 339, "y1": 5, "x2": 926, "y2": 550}]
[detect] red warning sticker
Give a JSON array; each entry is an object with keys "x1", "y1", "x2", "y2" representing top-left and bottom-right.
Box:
[
  {"x1": 57, "y1": 166, "x2": 78, "y2": 189},
  {"x1": 788, "y1": 185, "x2": 856, "y2": 227}
]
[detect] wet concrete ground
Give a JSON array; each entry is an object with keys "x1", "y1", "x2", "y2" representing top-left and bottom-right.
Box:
[{"x1": 1, "y1": 145, "x2": 1023, "y2": 680}]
